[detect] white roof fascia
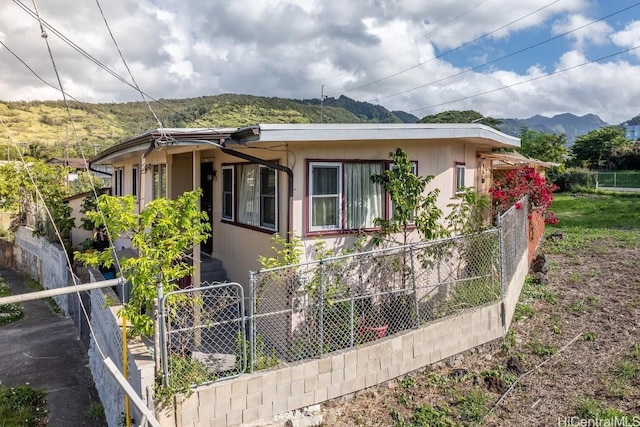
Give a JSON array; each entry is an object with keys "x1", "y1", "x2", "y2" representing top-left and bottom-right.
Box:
[{"x1": 253, "y1": 123, "x2": 520, "y2": 148}]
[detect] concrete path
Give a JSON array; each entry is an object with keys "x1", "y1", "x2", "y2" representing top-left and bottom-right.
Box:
[{"x1": 0, "y1": 266, "x2": 107, "y2": 426}]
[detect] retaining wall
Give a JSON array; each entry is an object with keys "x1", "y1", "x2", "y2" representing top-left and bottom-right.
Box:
[
  {"x1": 12, "y1": 226, "x2": 70, "y2": 314},
  {"x1": 87, "y1": 268, "x2": 156, "y2": 427}
]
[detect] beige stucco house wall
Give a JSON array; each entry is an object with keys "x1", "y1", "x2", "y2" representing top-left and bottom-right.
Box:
[{"x1": 86, "y1": 124, "x2": 519, "y2": 291}]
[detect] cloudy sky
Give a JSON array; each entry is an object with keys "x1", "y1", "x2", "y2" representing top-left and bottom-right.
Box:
[{"x1": 1, "y1": 0, "x2": 639, "y2": 124}]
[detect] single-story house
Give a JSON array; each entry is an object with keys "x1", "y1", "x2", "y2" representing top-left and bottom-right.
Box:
[{"x1": 87, "y1": 123, "x2": 520, "y2": 288}]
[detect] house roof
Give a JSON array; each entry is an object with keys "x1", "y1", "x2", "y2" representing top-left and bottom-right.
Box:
[
  {"x1": 46, "y1": 157, "x2": 89, "y2": 170},
  {"x1": 235, "y1": 123, "x2": 520, "y2": 147},
  {"x1": 90, "y1": 124, "x2": 520, "y2": 165}
]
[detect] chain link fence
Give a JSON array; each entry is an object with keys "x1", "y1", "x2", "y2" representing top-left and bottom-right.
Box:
[
  {"x1": 249, "y1": 229, "x2": 500, "y2": 369},
  {"x1": 160, "y1": 282, "x2": 246, "y2": 391},
  {"x1": 159, "y1": 202, "x2": 532, "y2": 388},
  {"x1": 498, "y1": 196, "x2": 529, "y2": 294}
]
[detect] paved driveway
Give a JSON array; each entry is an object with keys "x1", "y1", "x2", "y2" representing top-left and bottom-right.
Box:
[{"x1": 0, "y1": 266, "x2": 106, "y2": 426}]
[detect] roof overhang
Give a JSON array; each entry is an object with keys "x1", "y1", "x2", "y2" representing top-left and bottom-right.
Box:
[
  {"x1": 91, "y1": 124, "x2": 520, "y2": 165},
  {"x1": 230, "y1": 123, "x2": 520, "y2": 148},
  {"x1": 89, "y1": 128, "x2": 238, "y2": 165}
]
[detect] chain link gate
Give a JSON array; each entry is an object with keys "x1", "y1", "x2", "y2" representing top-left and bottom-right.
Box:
[{"x1": 160, "y1": 282, "x2": 246, "y2": 390}]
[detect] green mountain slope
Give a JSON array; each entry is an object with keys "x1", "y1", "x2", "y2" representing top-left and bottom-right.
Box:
[{"x1": 0, "y1": 94, "x2": 412, "y2": 159}]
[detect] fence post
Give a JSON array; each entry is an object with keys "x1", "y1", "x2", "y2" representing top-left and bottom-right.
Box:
[
  {"x1": 496, "y1": 211, "x2": 507, "y2": 328},
  {"x1": 158, "y1": 294, "x2": 169, "y2": 387},
  {"x1": 318, "y1": 262, "x2": 324, "y2": 357},
  {"x1": 409, "y1": 247, "x2": 420, "y2": 328},
  {"x1": 249, "y1": 271, "x2": 256, "y2": 373}
]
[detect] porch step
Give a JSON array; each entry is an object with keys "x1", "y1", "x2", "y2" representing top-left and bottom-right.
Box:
[{"x1": 200, "y1": 256, "x2": 227, "y2": 284}]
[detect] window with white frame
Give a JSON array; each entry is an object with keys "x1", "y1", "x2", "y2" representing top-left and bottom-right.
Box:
[
  {"x1": 308, "y1": 161, "x2": 383, "y2": 232},
  {"x1": 225, "y1": 163, "x2": 277, "y2": 231},
  {"x1": 113, "y1": 167, "x2": 124, "y2": 196},
  {"x1": 152, "y1": 164, "x2": 167, "y2": 199},
  {"x1": 221, "y1": 166, "x2": 234, "y2": 220},
  {"x1": 455, "y1": 163, "x2": 466, "y2": 193},
  {"x1": 132, "y1": 165, "x2": 139, "y2": 198}
]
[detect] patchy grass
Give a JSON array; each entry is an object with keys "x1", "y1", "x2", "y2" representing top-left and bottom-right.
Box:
[
  {"x1": 0, "y1": 277, "x2": 23, "y2": 326},
  {"x1": 0, "y1": 384, "x2": 47, "y2": 427}
]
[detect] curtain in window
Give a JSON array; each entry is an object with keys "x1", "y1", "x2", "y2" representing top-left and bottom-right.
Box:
[
  {"x1": 345, "y1": 163, "x2": 382, "y2": 229},
  {"x1": 238, "y1": 164, "x2": 260, "y2": 226}
]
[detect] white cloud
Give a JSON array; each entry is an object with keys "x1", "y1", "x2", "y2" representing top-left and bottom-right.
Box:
[
  {"x1": 0, "y1": 0, "x2": 638, "y2": 125},
  {"x1": 611, "y1": 20, "x2": 640, "y2": 58},
  {"x1": 552, "y1": 14, "x2": 613, "y2": 48}
]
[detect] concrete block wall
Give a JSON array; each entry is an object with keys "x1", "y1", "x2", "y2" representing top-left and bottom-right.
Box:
[
  {"x1": 88, "y1": 269, "x2": 155, "y2": 427},
  {"x1": 13, "y1": 226, "x2": 69, "y2": 314},
  {"x1": 167, "y1": 302, "x2": 505, "y2": 427}
]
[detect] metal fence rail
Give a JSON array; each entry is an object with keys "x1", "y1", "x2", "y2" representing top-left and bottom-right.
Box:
[
  {"x1": 160, "y1": 282, "x2": 246, "y2": 390},
  {"x1": 249, "y1": 229, "x2": 500, "y2": 370}
]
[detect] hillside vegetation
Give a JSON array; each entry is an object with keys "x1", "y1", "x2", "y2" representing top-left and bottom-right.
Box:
[{"x1": 0, "y1": 94, "x2": 415, "y2": 159}]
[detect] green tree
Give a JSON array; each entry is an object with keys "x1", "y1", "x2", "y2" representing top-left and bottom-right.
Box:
[
  {"x1": 518, "y1": 128, "x2": 568, "y2": 164},
  {"x1": 571, "y1": 126, "x2": 629, "y2": 170},
  {"x1": 419, "y1": 110, "x2": 502, "y2": 130},
  {"x1": 370, "y1": 148, "x2": 447, "y2": 245},
  {"x1": 74, "y1": 190, "x2": 210, "y2": 337},
  {"x1": 0, "y1": 161, "x2": 74, "y2": 240}
]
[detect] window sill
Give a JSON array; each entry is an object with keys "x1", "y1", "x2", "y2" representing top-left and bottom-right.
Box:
[{"x1": 220, "y1": 219, "x2": 277, "y2": 235}]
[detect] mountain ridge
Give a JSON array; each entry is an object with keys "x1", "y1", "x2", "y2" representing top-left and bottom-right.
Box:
[{"x1": 0, "y1": 93, "x2": 629, "y2": 160}]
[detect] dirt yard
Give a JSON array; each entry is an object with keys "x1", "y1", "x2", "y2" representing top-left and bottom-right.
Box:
[{"x1": 318, "y1": 230, "x2": 640, "y2": 426}]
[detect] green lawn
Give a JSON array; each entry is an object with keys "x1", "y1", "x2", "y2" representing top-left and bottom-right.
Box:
[{"x1": 548, "y1": 193, "x2": 640, "y2": 229}]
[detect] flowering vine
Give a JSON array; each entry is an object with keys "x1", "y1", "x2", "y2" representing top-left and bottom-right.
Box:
[{"x1": 490, "y1": 166, "x2": 559, "y2": 224}]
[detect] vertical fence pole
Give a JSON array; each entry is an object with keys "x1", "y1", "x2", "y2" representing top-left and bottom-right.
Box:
[
  {"x1": 249, "y1": 271, "x2": 256, "y2": 373},
  {"x1": 496, "y1": 212, "x2": 504, "y2": 327},
  {"x1": 318, "y1": 262, "x2": 324, "y2": 357},
  {"x1": 410, "y1": 247, "x2": 420, "y2": 328},
  {"x1": 614, "y1": 172, "x2": 617, "y2": 190}
]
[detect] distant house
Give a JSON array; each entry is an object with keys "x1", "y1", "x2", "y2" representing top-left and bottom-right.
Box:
[
  {"x1": 46, "y1": 157, "x2": 111, "y2": 185},
  {"x1": 87, "y1": 123, "x2": 520, "y2": 288}
]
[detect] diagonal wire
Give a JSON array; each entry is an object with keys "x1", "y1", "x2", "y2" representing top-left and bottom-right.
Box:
[
  {"x1": 407, "y1": 44, "x2": 640, "y2": 113},
  {"x1": 323, "y1": 0, "x2": 492, "y2": 91},
  {"x1": 27, "y1": 0, "x2": 115, "y2": 360},
  {"x1": 328, "y1": 0, "x2": 561, "y2": 97},
  {"x1": 368, "y1": 1, "x2": 640, "y2": 104}
]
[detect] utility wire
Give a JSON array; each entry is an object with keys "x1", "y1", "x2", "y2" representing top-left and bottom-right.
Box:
[
  {"x1": 407, "y1": 43, "x2": 640, "y2": 114},
  {"x1": 368, "y1": 1, "x2": 640, "y2": 104},
  {"x1": 11, "y1": 0, "x2": 191, "y2": 129},
  {"x1": 323, "y1": 0, "x2": 492, "y2": 91},
  {"x1": 93, "y1": 0, "x2": 163, "y2": 129},
  {"x1": 27, "y1": 0, "x2": 112, "y2": 360},
  {"x1": 328, "y1": 0, "x2": 560, "y2": 97}
]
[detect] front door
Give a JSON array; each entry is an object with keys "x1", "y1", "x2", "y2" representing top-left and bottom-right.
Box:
[{"x1": 201, "y1": 162, "x2": 214, "y2": 254}]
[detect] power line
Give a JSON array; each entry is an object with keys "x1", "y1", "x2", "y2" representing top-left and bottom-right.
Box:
[
  {"x1": 328, "y1": 0, "x2": 560, "y2": 97},
  {"x1": 367, "y1": 1, "x2": 640, "y2": 104},
  {"x1": 323, "y1": 0, "x2": 492, "y2": 92},
  {"x1": 407, "y1": 44, "x2": 640, "y2": 114},
  {"x1": 93, "y1": 0, "x2": 163, "y2": 129},
  {"x1": 10, "y1": 0, "x2": 199, "y2": 128}
]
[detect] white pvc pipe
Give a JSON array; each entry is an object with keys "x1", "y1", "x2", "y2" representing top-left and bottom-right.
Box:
[
  {"x1": 103, "y1": 357, "x2": 161, "y2": 427},
  {"x1": 0, "y1": 278, "x2": 124, "y2": 305}
]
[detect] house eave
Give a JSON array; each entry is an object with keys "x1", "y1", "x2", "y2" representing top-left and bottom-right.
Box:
[
  {"x1": 230, "y1": 123, "x2": 520, "y2": 148},
  {"x1": 89, "y1": 128, "x2": 238, "y2": 165}
]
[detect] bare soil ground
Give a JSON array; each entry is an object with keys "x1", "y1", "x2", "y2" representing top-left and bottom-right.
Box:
[{"x1": 318, "y1": 231, "x2": 640, "y2": 426}]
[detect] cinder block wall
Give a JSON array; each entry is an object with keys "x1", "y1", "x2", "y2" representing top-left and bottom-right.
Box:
[
  {"x1": 168, "y1": 302, "x2": 505, "y2": 427},
  {"x1": 88, "y1": 269, "x2": 155, "y2": 427},
  {"x1": 13, "y1": 226, "x2": 69, "y2": 314}
]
